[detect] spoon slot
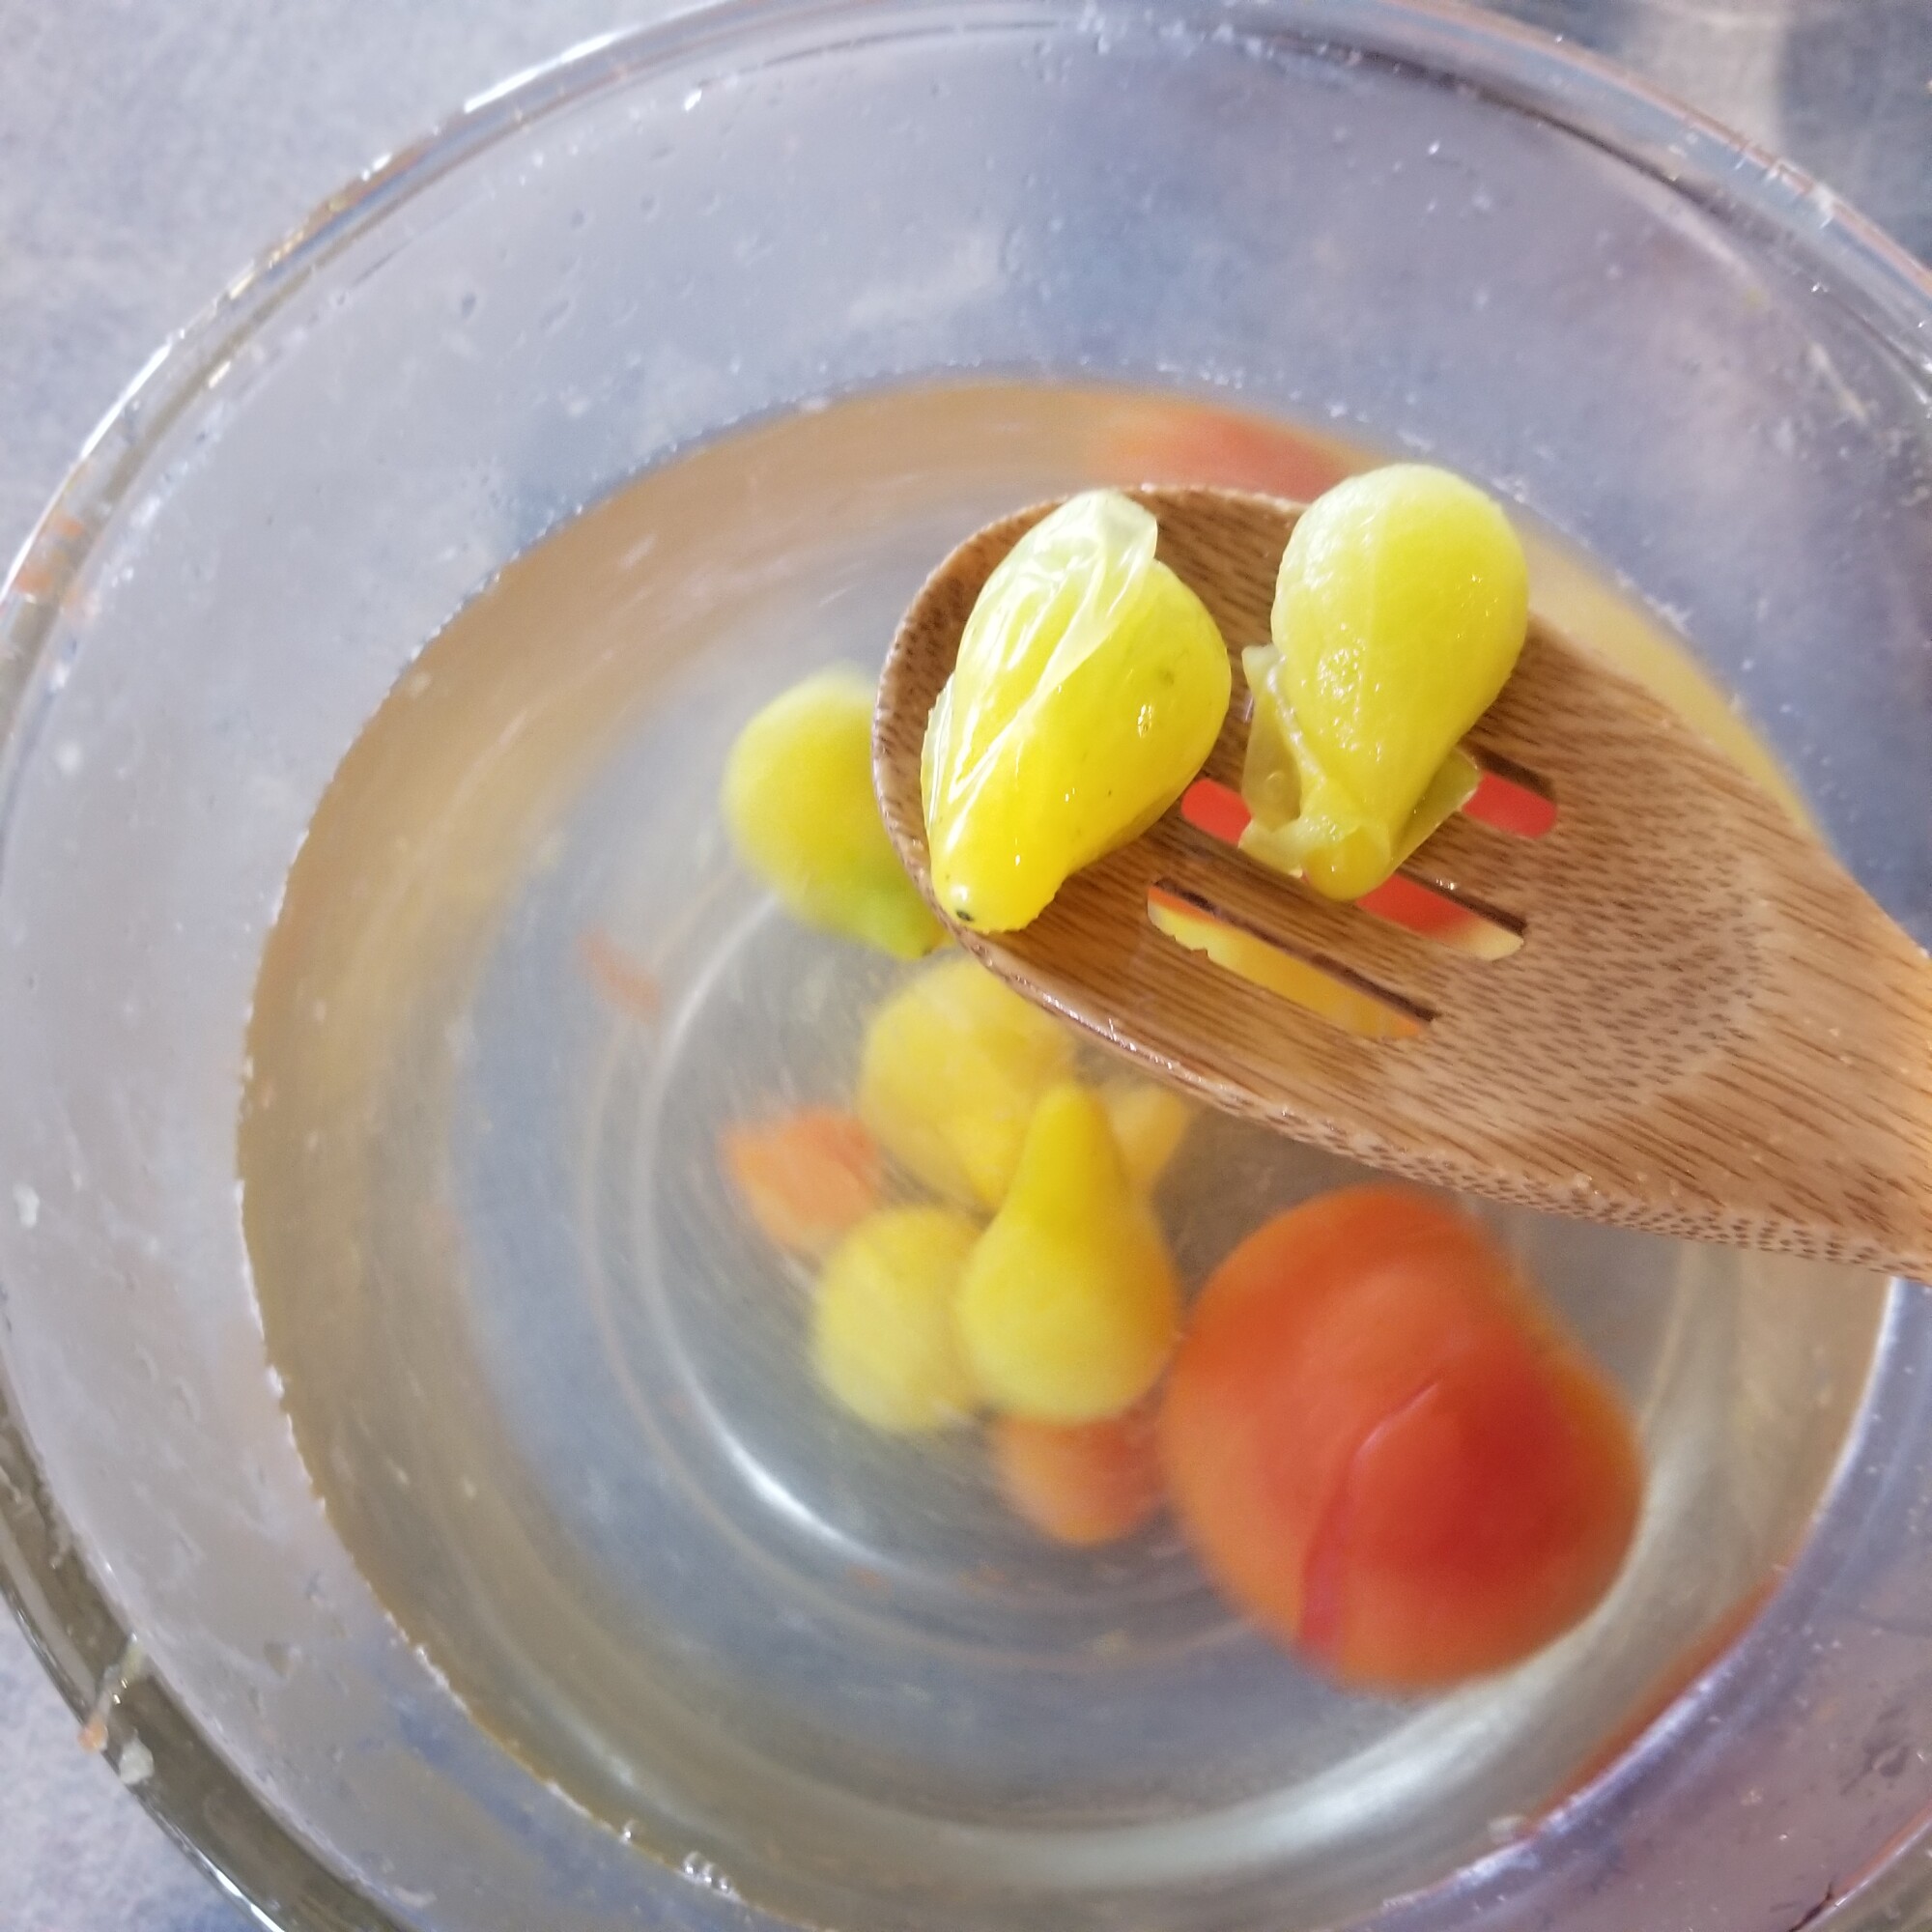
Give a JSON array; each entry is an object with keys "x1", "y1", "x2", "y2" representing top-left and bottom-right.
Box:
[
  {"x1": 1179, "y1": 780, "x2": 1525, "y2": 961},
  {"x1": 1359, "y1": 871, "x2": 1524, "y2": 962},
  {"x1": 1146, "y1": 881, "x2": 1432, "y2": 1042},
  {"x1": 1463, "y1": 752, "x2": 1558, "y2": 838}
]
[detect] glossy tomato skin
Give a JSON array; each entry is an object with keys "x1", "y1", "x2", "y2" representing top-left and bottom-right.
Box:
[{"x1": 1160, "y1": 1188, "x2": 1642, "y2": 1691}]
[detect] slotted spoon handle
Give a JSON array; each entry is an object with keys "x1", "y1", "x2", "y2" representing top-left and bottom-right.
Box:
[{"x1": 874, "y1": 488, "x2": 1932, "y2": 1281}]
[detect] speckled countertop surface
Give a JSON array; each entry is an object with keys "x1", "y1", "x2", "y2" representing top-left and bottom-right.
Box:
[{"x1": 0, "y1": 3, "x2": 1924, "y2": 1927}]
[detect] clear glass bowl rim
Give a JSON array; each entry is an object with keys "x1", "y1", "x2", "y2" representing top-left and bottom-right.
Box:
[{"x1": 0, "y1": 3, "x2": 1928, "y2": 1929}]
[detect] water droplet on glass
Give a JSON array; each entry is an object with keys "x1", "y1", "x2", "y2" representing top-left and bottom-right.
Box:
[{"x1": 680, "y1": 1854, "x2": 736, "y2": 1897}]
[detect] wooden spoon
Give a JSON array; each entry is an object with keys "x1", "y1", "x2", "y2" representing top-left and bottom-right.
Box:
[{"x1": 874, "y1": 487, "x2": 1932, "y2": 1280}]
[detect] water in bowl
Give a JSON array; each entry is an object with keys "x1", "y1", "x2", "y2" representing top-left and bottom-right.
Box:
[{"x1": 240, "y1": 382, "x2": 1885, "y2": 1932}]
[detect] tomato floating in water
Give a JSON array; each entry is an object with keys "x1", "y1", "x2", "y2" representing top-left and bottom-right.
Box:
[
  {"x1": 992, "y1": 1404, "x2": 1164, "y2": 1548},
  {"x1": 954, "y1": 1084, "x2": 1180, "y2": 1424},
  {"x1": 858, "y1": 954, "x2": 1076, "y2": 1211},
  {"x1": 720, "y1": 1107, "x2": 881, "y2": 1257},
  {"x1": 1160, "y1": 1187, "x2": 1642, "y2": 1691},
  {"x1": 723, "y1": 667, "x2": 943, "y2": 960},
  {"x1": 813, "y1": 1206, "x2": 981, "y2": 1435}
]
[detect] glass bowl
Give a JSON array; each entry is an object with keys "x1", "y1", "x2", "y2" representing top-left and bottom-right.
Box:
[{"x1": 2, "y1": 5, "x2": 1929, "y2": 1930}]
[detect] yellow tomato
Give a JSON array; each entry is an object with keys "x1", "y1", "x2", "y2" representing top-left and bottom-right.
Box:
[
  {"x1": 922, "y1": 490, "x2": 1231, "y2": 932},
  {"x1": 1097, "y1": 1079, "x2": 1194, "y2": 1193},
  {"x1": 812, "y1": 1207, "x2": 981, "y2": 1433},
  {"x1": 955, "y1": 1085, "x2": 1180, "y2": 1422},
  {"x1": 723, "y1": 668, "x2": 943, "y2": 959},
  {"x1": 1240, "y1": 466, "x2": 1526, "y2": 900},
  {"x1": 857, "y1": 955, "x2": 1076, "y2": 1209}
]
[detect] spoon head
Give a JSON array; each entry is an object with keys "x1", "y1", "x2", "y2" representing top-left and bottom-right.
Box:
[{"x1": 875, "y1": 487, "x2": 1932, "y2": 1277}]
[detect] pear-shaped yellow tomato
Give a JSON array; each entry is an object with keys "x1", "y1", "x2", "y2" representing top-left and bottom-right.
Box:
[
  {"x1": 1240, "y1": 466, "x2": 1527, "y2": 900},
  {"x1": 955, "y1": 1085, "x2": 1180, "y2": 1422},
  {"x1": 922, "y1": 490, "x2": 1231, "y2": 932},
  {"x1": 858, "y1": 955, "x2": 1076, "y2": 1209},
  {"x1": 724, "y1": 668, "x2": 943, "y2": 959},
  {"x1": 812, "y1": 1206, "x2": 981, "y2": 1433}
]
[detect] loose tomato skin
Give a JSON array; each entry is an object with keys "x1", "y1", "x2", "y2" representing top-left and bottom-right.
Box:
[{"x1": 1160, "y1": 1187, "x2": 1642, "y2": 1691}]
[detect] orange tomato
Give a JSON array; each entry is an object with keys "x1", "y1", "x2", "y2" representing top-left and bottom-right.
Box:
[
  {"x1": 993, "y1": 1405, "x2": 1164, "y2": 1548},
  {"x1": 1160, "y1": 1187, "x2": 1641, "y2": 1690},
  {"x1": 1094, "y1": 402, "x2": 1354, "y2": 502},
  {"x1": 721, "y1": 1108, "x2": 883, "y2": 1256}
]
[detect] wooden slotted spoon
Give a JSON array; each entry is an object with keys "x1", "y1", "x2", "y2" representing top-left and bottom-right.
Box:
[{"x1": 873, "y1": 487, "x2": 1932, "y2": 1280}]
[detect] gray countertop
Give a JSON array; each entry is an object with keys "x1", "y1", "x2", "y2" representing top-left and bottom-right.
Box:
[{"x1": 0, "y1": 3, "x2": 1924, "y2": 1927}]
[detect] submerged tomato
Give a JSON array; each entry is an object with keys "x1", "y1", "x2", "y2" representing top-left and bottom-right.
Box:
[
  {"x1": 954, "y1": 1085, "x2": 1180, "y2": 1423},
  {"x1": 812, "y1": 1206, "x2": 981, "y2": 1434},
  {"x1": 1160, "y1": 1188, "x2": 1641, "y2": 1690},
  {"x1": 723, "y1": 667, "x2": 943, "y2": 959},
  {"x1": 720, "y1": 1107, "x2": 881, "y2": 1257},
  {"x1": 993, "y1": 1404, "x2": 1164, "y2": 1548},
  {"x1": 1088, "y1": 403, "x2": 1353, "y2": 503},
  {"x1": 1095, "y1": 1078, "x2": 1194, "y2": 1195},
  {"x1": 857, "y1": 954, "x2": 1075, "y2": 1211}
]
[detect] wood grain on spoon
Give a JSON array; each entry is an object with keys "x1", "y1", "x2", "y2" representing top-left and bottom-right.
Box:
[{"x1": 874, "y1": 487, "x2": 1932, "y2": 1281}]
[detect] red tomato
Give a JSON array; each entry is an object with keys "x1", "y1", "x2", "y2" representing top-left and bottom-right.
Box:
[
  {"x1": 1160, "y1": 1188, "x2": 1642, "y2": 1690},
  {"x1": 993, "y1": 1405, "x2": 1164, "y2": 1548}
]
